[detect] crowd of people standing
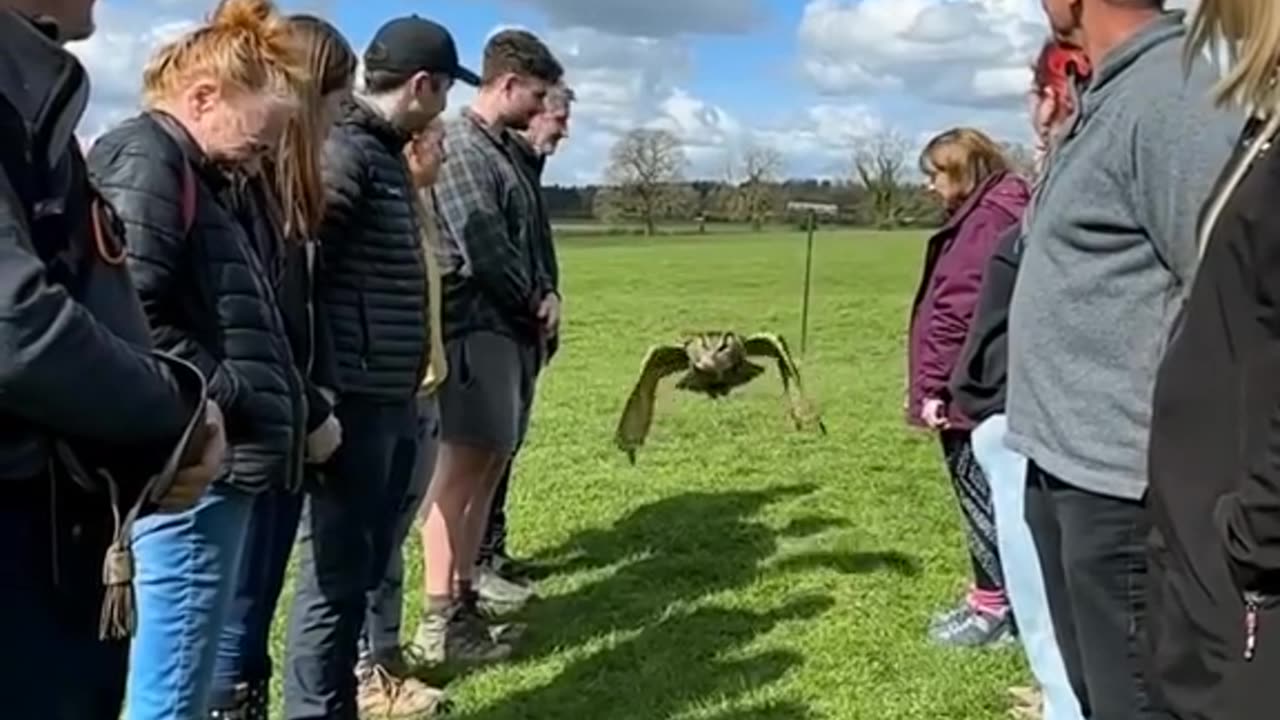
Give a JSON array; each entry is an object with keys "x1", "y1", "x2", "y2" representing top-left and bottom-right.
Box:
[
  {"x1": 9, "y1": 0, "x2": 1280, "y2": 718},
  {"x1": 2, "y1": 0, "x2": 570, "y2": 717},
  {"x1": 907, "y1": 1, "x2": 1280, "y2": 719}
]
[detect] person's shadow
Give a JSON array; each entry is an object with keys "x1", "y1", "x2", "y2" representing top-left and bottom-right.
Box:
[
  {"x1": 456, "y1": 596, "x2": 833, "y2": 720},
  {"x1": 442, "y1": 484, "x2": 919, "y2": 717}
]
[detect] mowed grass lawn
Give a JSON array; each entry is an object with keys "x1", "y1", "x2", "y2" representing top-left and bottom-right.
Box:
[{"x1": 271, "y1": 229, "x2": 1030, "y2": 719}]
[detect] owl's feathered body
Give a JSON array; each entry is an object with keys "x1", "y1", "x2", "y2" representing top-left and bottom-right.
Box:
[{"x1": 614, "y1": 331, "x2": 826, "y2": 463}]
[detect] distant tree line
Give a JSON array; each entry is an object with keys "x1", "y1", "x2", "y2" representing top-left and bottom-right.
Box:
[{"x1": 542, "y1": 128, "x2": 1038, "y2": 235}]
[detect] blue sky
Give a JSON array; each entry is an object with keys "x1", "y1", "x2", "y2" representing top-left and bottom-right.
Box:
[{"x1": 74, "y1": 0, "x2": 1075, "y2": 184}]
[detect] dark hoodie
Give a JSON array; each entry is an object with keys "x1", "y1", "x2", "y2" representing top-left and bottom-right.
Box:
[
  {"x1": 505, "y1": 129, "x2": 560, "y2": 360},
  {"x1": 949, "y1": 226, "x2": 1022, "y2": 425}
]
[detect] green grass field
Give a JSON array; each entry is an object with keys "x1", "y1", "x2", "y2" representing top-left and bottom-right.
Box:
[{"x1": 274, "y1": 229, "x2": 1030, "y2": 718}]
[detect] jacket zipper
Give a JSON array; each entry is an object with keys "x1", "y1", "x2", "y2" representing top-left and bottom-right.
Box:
[
  {"x1": 236, "y1": 221, "x2": 306, "y2": 490},
  {"x1": 304, "y1": 240, "x2": 316, "y2": 377},
  {"x1": 1243, "y1": 591, "x2": 1280, "y2": 662}
]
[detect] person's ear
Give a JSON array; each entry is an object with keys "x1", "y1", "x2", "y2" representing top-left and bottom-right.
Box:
[
  {"x1": 186, "y1": 80, "x2": 221, "y2": 120},
  {"x1": 409, "y1": 71, "x2": 432, "y2": 100}
]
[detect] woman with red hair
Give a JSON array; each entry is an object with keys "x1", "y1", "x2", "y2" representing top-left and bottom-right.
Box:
[{"x1": 949, "y1": 39, "x2": 1091, "y2": 720}]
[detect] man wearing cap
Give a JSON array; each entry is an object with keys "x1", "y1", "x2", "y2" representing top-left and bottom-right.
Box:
[{"x1": 282, "y1": 14, "x2": 475, "y2": 720}]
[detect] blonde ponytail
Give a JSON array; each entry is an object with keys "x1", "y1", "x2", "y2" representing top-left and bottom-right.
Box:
[{"x1": 141, "y1": 0, "x2": 304, "y2": 108}]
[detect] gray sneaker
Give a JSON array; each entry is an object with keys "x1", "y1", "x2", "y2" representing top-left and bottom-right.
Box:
[
  {"x1": 411, "y1": 606, "x2": 512, "y2": 666},
  {"x1": 931, "y1": 608, "x2": 1013, "y2": 648},
  {"x1": 928, "y1": 600, "x2": 972, "y2": 632},
  {"x1": 475, "y1": 565, "x2": 535, "y2": 612}
]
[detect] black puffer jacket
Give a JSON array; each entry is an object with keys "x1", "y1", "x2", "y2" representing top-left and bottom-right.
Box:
[
  {"x1": 316, "y1": 99, "x2": 427, "y2": 400},
  {"x1": 88, "y1": 112, "x2": 305, "y2": 493},
  {"x1": 0, "y1": 11, "x2": 199, "y2": 488}
]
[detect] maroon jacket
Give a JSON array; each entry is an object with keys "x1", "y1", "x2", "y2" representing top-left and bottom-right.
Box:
[{"x1": 906, "y1": 170, "x2": 1029, "y2": 431}]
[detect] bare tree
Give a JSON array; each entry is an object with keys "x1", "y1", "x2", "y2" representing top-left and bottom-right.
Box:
[
  {"x1": 599, "y1": 128, "x2": 687, "y2": 236},
  {"x1": 853, "y1": 130, "x2": 912, "y2": 229},
  {"x1": 726, "y1": 144, "x2": 785, "y2": 231},
  {"x1": 1002, "y1": 141, "x2": 1038, "y2": 178}
]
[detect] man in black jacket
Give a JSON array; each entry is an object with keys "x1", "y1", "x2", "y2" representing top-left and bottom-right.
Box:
[
  {"x1": 282, "y1": 14, "x2": 474, "y2": 720},
  {"x1": 0, "y1": 2, "x2": 223, "y2": 718},
  {"x1": 478, "y1": 83, "x2": 574, "y2": 588}
]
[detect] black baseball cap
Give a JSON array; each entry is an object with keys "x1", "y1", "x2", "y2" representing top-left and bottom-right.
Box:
[{"x1": 363, "y1": 15, "x2": 480, "y2": 87}]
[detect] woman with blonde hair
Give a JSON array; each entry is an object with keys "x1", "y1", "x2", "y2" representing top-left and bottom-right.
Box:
[
  {"x1": 1145, "y1": 2, "x2": 1280, "y2": 717},
  {"x1": 908, "y1": 126, "x2": 1030, "y2": 647},
  {"x1": 85, "y1": 1, "x2": 306, "y2": 717}
]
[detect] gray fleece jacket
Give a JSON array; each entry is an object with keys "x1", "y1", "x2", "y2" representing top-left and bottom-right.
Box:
[{"x1": 1005, "y1": 11, "x2": 1238, "y2": 500}]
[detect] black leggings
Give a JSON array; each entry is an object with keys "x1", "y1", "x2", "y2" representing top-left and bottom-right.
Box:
[{"x1": 940, "y1": 430, "x2": 1004, "y2": 592}]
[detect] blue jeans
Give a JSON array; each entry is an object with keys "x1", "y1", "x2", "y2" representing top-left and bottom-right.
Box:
[
  {"x1": 972, "y1": 415, "x2": 1083, "y2": 720},
  {"x1": 282, "y1": 397, "x2": 417, "y2": 720},
  {"x1": 209, "y1": 485, "x2": 305, "y2": 708},
  {"x1": 124, "y1": 482, "x2": 253, "y2": 720},
  {"x1": 360, "y1": 396, "x2": 438, "y2": 664}
]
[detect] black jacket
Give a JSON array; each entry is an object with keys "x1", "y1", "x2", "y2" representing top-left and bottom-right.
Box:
[
  {"x1": 250, "y1": 167, "x2": 336, "y2": 435},
  {"x1": 316, "y1": 99, "x2": 427, "y2": 400},
  {"x1": 0, "y1": 11, "x2": 202, "y2": 610},
  {"x1": 0, "y1": 12, "x2": 197, "y2": 487},
  {"x1": 506, "y1": 131, "x2": 560, "y2": 360},
  {"x1": 949, "y1": 225, "x2": 1021, "y2": 424},
  {"x1": 1146, "y1": 118, "x2": 1280, "y2": 719},
  {"x1": 88, "y1": 112, "x2": 305, "y2": 493}
]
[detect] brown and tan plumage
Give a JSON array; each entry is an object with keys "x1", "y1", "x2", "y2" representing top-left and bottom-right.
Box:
[{"x1": 614, "y1": 331, "x2": 826, "y2": 463}]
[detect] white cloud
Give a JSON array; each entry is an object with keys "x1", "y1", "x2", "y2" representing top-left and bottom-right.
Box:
[
  {"x1": 69, "y1": 0, "x2": 336, "y2": 142},
  {"x1": 509, "y1": 0, "x2": 767, "y2": 37},
  {"x1": 796, "y1": 0, "x2": 1043, "y2": 108}
]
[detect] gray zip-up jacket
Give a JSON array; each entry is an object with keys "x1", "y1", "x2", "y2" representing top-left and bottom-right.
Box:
[{"x1": 1005, "y1": 11, "x2": 1238, "y2": 500}]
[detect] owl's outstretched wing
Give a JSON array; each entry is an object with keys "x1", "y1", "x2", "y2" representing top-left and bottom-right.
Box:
[
  {"x1": 615, "y1": 344, "x2": 690, "y2": 463},
  {"x1": 743, "y1": 332, "x2": 827, "y2": 434}
]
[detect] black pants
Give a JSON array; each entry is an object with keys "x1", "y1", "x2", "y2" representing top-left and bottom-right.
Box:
[
  {"x1": 480, "y1": 458, "x2": 514, "y2": 563},
  {"x1": 282, "y1": 397, "x2": 417, "y2": 720},
  {"x1": 940, "y1": 430, "x2": 1004, "y2": 592},
  {"x1": 1025, "y1": 462, "x2": 1152, "y2": 720},
  {"x1": 478, "y1": 345, "x2": 541, "y2": 567},
  {"x1": 1, "y1": 478, "x2": 128, "y2": 719}
]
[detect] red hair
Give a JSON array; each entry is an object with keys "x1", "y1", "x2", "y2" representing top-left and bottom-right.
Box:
[{"x1": 1032, "y1": 41, "x2": 1091, "y2": 124}]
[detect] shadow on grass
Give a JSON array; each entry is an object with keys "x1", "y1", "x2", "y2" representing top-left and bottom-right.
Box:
[
  {"x1": 458, "y1": 596, "x2": 833, "y2": 720},
  {"x1": 454, "y1": 484, "x2": 919, "y2": 717}
]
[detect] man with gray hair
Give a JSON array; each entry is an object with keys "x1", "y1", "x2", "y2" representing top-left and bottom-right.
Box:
[
  {"x1": 477, "y1": 82, "x2": 575, "y2": 591},
  {"x1": 1005, "y1": 1, "x2": 1236, "y2": 718}
]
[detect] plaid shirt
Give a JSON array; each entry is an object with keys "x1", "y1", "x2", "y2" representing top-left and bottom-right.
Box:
[{"x1": 433, "y1": 110, "x2": 545, "y2": 342}]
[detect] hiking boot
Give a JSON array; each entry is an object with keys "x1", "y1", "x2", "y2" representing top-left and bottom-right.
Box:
[
  {"x1": 412, "y1": 605, "x2": 512, "y2": 666},
  {"x1": 209, "y1": 680, "x2": 267, "y2": 720},
  {"x1": 475, "y1": 564, "x2": 535, "y2": 613},
  {"x1": 931, "y1": 608, "x2": 1013, "y2": 648},
  {"x1": 356, "y1": 663, "x2": 450, "y2": 718},
  {"x1": 457, "y1": 596, "x2": 528, "y2": 645},
  {"x1": 489, "y1": 551, "x2": 539, "y2": 582}
]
